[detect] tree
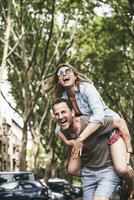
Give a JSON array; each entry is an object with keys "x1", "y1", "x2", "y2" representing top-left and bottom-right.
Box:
[{"x1": 0, "y1": 0, "x2": 12, "y2": 91}]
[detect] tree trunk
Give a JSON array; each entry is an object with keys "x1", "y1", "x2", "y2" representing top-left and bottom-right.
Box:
[
  {"x1": 44, "y1": 117, "x2": 55, "y2": 182},
  {"x1": 34, "y1": 134, "x2": 41, "y2": 174},
  {"x1": 19, "y1": 124, "x2": 27, "y2": 170},
  {"x1": 44, "y1": 148, "x2": 53, "y2": 182}
]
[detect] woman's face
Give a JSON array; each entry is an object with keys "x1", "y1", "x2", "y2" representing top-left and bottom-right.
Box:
[{"x1": 56, "y1": 66, "x2": 77, "y2": 88}]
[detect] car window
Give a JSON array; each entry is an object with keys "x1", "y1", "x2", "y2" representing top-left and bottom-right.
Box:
[
  {"x1": 0, "y1": 182, "x2": 18, "y2": 190},
  {"x1": 14, "y1": 174, "x2": 29, "y2": 181},
  {"x1": 0, "y1": 174, "x2": 13, "y2": 183},
  {"x1": 20, "y1": 183, "x2": 35, "y2": 190},
  {"x1": 48, "y1": 183, "x2": 64, "y2": 192},
  {"x1": 0, "y1": 172, "x2": 35, "y2": 184}
]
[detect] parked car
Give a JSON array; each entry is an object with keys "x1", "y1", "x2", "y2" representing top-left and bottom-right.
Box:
[
  {"x1": 40, "y1": 179, "x2": 65, "y2": 200},
  {"x1": 0, "y1": 180, "x2": 49, "y2": 200},
  {"x1": 0, "y1": 172, "x2": 35, "y2": 185},
  {"x1": 47, "y1": 178, "x2": 83, "y2": 200},
  {"x1": 73, "y1": 185, "x2": 83, "y2": 198},
  {"x1": 114, "y1": 183, "x2": 128, "y2": 200}
]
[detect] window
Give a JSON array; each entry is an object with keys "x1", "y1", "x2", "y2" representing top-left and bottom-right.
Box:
[
  {"x1": 0, "y1": 182, "x2": 18, "y2": 190},
  {"x1": 3, "y1": 144, "x2": 6, "y2": 153},
  {"x1": 21, "y1": 183, "x2": 35, "y2": 190},
  {"x1": 3, "y1": 161, "x2": 7, "y2": 170}
]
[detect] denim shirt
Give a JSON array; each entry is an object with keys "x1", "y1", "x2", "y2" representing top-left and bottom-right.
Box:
[{"x1": 55, "y1": 82, "x2": 118, "y2": 134}]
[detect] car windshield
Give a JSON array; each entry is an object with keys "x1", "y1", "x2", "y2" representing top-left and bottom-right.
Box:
[
  {"x1": 0, "y1": 182, "x2": 18, "y2": 190},
  {"x1": 0, "y1": 172, "x2": 35, "y2": 184}
]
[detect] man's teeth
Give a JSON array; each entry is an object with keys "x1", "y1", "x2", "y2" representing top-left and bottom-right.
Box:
[
  {"x1": 61, "y1": 121, "x2": 66, "y2": 124},
  {"x1": 60, "y1": 119, "x2": 67, "y2": 124}
]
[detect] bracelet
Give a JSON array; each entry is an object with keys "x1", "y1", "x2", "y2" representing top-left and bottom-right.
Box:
[{"x1": 77, "y1": 136, "x2": 83, "y2": 142}]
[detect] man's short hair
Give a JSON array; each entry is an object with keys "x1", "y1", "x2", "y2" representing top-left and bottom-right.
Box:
[{"x1": 52, "y1": 98, "x2": 73, "y2": 110}]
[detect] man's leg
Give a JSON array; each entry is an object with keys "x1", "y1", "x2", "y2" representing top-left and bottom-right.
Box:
[
  {"x1": 82, "y1": 166, "x2": 120, "y2": 200},
  {"x1": 94, "y1": 166, "x2": 121, "y2": 200},
  {"x1": 82, "y1": 167, "x2": 97, "y2": 200}
]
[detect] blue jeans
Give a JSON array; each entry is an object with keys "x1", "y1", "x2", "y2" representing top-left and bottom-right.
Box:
[{"x1": 82, "y1": 165, "x2": 121, "y2": 200}]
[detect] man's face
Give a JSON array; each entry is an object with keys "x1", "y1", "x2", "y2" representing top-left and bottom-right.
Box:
[{"x1": 53, "y1": 102, "x2": 74, "y2": 130}]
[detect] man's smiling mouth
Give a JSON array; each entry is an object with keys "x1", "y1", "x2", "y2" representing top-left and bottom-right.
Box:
[{"x1": 59, "y1": 117, "x2": 68, "y2": 126}]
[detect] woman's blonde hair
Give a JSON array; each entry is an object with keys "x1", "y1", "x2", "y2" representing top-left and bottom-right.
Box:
[{"x1": 42, "y1": 63, "x2": 92, "y2": 98}]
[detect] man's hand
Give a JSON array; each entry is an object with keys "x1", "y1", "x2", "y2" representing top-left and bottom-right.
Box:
[{"x1": 71, "y1": 138, "x2": 83, "y2": 159}]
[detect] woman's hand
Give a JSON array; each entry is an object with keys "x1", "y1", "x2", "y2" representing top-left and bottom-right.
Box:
[
  {"x1": 66, "y1": 139, "x2": 77, "y2": 146},
  {"x1": 71, "y1": 139, "x2": 83, "y2": 159}
]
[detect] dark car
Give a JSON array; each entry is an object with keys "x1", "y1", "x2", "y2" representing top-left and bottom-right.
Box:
[
  {"x1": 47, "y1": 178, "x2": 83, "y2": 200},
  {"x1": 72, "y1": 185, "x2": 83, "y2": 198},
  {"x1": 39, "y1": 179, "x2": 65, "y2": 200},
  {"x1": 0, "y1": 180, "x2": 49, "y2": 200},
  {"x1": 47, "y1": 181, "x2": 71, "y2": 200}
]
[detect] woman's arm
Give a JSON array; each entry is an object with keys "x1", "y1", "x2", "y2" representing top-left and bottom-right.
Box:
[
  {"x1": 77, "y1": 83, "x2": 104, "y2": 140},
  {"x1": 77, "y1": 122, "x2": 101, "y2": 142},
  {"x1": 58, "y1": 131, "x2": 76, "y2": 146},
  {"x1": 83, "y1": 83, "x2": 106, "y2": 124}
]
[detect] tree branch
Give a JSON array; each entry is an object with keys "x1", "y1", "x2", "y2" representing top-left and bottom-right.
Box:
[
  {"x1": 0, "y1": 91, "x2": 22, "y2": 117},
  {"x1": 41, "y1": 0, "x2": 56, "y2": 74}
]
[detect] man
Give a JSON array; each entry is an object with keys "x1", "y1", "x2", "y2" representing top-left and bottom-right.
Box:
[{"x1": 52, "y1": 98, "x2": 121, "y2": 200}]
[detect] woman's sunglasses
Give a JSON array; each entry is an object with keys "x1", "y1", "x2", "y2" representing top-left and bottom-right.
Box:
[{"x1": 57, "y1": 68, "x2": 72, "y2": 77}]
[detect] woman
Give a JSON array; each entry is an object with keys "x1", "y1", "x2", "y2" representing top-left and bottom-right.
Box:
[{"x1": 43, "y1": 63, "x2": 134, "y2": 195}]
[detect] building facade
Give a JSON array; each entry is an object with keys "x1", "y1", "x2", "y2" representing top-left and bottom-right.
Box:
[{"x1": 0, "y1": 116, "x2": 23, "y2": 171}]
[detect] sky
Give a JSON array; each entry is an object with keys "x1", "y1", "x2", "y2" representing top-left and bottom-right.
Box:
[
  {"x1": 94, "y1": 2, "x2": 113, "y2": 16},
  {"x1": 0, "y1": 68, "x2": 23, "y2": 127}
]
